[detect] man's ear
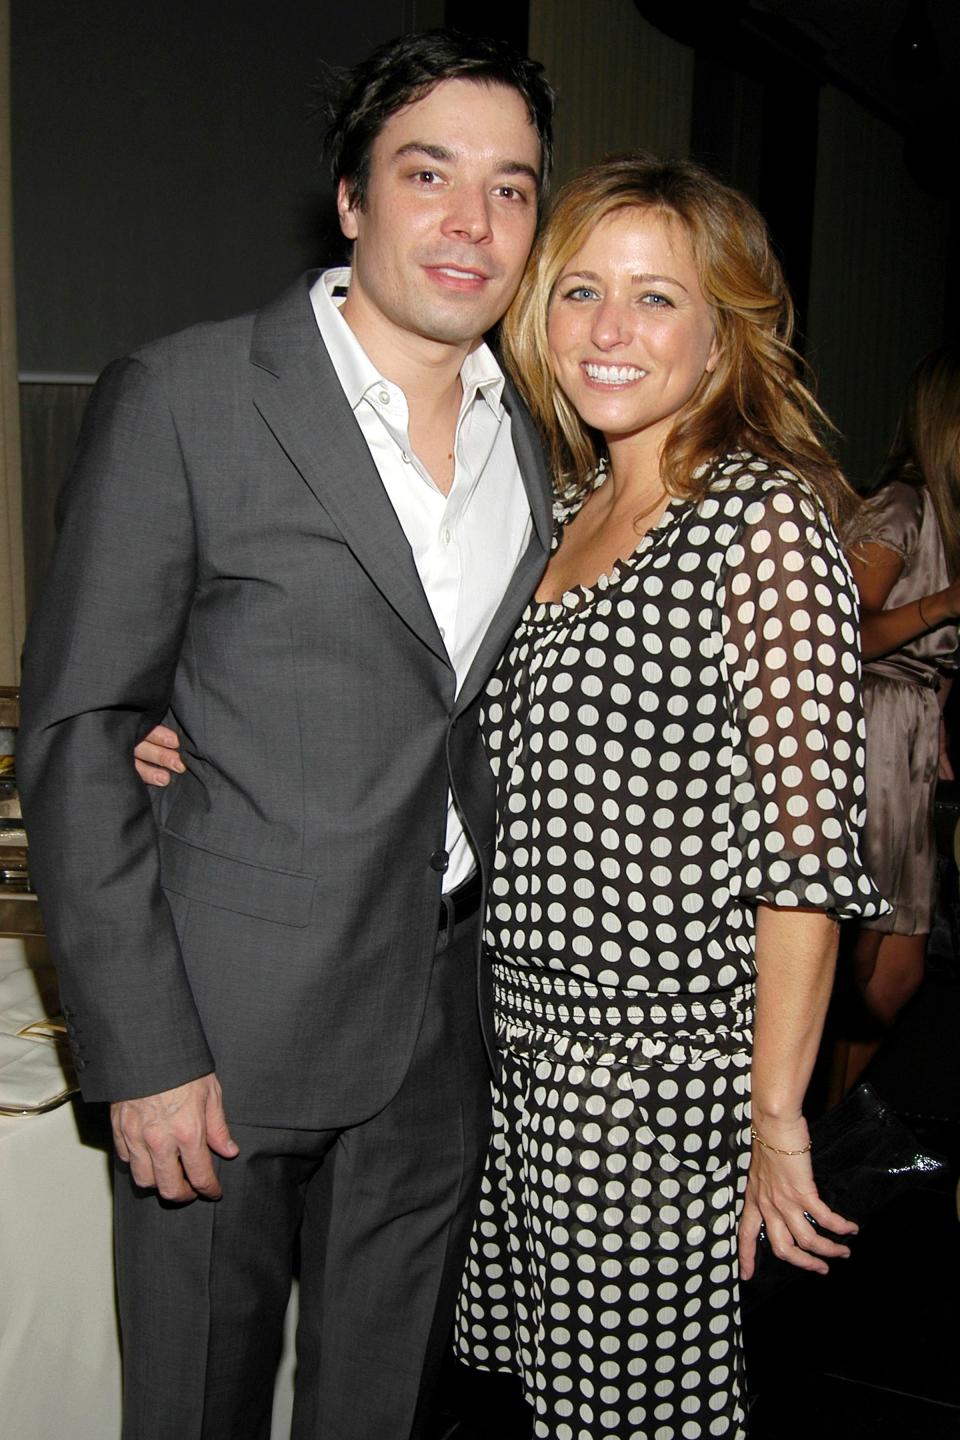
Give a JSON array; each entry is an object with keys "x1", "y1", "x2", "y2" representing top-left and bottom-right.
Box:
[{"x1": 337, "y1": 178, "x2": 360, "y2": 241}]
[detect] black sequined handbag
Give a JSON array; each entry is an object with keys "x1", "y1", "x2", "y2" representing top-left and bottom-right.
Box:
[{"x1": 741, "y1": 1082, "x2": 949, "y2": 1313}]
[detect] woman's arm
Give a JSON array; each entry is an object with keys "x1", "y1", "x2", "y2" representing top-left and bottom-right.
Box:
[
  {"x1": 850, "y1": 540, "x2": 960, "y2": 661},
  {"x1": 134, "y1": 723, "x2": 185, "y2": 785},
  {"x1": 738, "y1": 905, "x2": 857, "y2": 1280}
]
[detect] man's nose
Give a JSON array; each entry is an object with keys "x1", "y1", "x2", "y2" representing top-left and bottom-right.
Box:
[{"x1": 442, "y1": 185, "x2": 493, "y2": 243}]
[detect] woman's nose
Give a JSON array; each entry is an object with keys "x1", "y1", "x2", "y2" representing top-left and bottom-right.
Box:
[{"x1": 590, "y1": 300, "x2": 631, "y2": 348}]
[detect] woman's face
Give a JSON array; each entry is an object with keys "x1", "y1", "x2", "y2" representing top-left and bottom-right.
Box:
[{"x1": 547, "y1": 207, "x2": 719, "y2": 455}]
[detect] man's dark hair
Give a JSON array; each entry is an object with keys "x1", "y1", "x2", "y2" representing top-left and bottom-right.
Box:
[{"x1": 326, "y1": 29, "x2": 555, "y2": 209}]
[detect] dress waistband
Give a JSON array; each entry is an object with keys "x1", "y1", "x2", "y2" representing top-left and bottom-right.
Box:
[
  {"x1": 863, "y1": 663, "x2": 941, "y2": 692},
  {"x1": 492, "y1": 959, "x2": 754, "y2": 1055}
]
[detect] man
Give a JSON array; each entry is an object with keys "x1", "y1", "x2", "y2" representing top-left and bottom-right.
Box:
[{"x1": 17, "y1": 31, "x2": 554, "y2": 1440}]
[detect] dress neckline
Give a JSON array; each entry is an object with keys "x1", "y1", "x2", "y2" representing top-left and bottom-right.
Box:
[
  {"x1": 527, "y1": 453, "x2": 779, "y2": 625},
  {"x1": 530, "y1": 489, "x2": 686, "y2": 621}
]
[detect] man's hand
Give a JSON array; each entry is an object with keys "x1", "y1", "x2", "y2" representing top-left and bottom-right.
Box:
[
  {"x1": 111, "y1": 1072, "x2": 239, "y2": 1202},
  {"x1": 134, "y1": 723, "x2": 185, "y2": 786}
]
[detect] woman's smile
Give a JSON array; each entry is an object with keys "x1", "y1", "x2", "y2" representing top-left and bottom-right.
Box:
[{"x1": 581, "y1": 361, "x2": 648, "y2": 385}]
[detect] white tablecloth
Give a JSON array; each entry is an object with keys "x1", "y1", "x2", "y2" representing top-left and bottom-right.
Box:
[{"x1": 0, "y1": 936, "x2": 296, "y2": 1438}]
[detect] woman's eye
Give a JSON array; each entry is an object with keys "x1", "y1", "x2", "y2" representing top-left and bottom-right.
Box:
[
  {"x1": 642, "y1": 293, "x2": 673, "y2": 308},
  {"x1": 564, "y1": 286, "x2": 598, "y2": 302}
]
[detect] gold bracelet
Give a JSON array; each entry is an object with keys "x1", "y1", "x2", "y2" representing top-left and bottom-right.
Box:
[
  {"x1": 918, "y1": 595, "x2": 932, "y2": 629},
  {"x1": 750, "y1": 1126, "x2": 812, "y2": 1156}
]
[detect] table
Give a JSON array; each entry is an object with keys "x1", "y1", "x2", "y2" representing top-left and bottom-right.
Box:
[
  {"x1": 0, "y1": 936, "x2": 120, "y2": 1439},
  {"x1": 0, "y1": 937, "x2": 296, "y2": 1438}
]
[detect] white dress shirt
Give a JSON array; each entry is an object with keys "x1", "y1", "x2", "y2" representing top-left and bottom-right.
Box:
[{"x1": 310, "y1": 269, "x2": 533, "y2": 891}]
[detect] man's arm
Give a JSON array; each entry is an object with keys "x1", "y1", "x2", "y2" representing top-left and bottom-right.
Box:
[{"x1": 18, "y1": 355, "x2": 235, "y2": 1198}]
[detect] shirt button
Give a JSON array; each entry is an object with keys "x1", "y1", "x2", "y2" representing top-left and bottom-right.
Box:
[
  {"x1": 429, "y1": 849, "x2": 450, "y2": 872},
  {"x1": 378, "y1": 390, "x2": 390, "y2": 405},
  {"x1": 441, "y1": 527, "x2": 452, "y2": 545},
  {"x1": 401, "y1": 451, "x2": 411, "y2": 463}
]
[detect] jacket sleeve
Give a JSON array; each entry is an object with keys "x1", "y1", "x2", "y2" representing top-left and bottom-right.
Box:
[{"x1": 17, "y1": 354, "x2": 215, "y2": 1102}]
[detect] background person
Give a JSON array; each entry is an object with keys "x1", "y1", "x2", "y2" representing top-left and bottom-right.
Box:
[{"x1": 843, "y1": 345, "x2": 960, "y2": 1091}]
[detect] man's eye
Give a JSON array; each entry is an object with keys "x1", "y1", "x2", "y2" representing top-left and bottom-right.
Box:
[
  {"x1": 495, "y1": 185, "x2": 528, "y2": 202},
  {"x1": 414, "y1": 170, "x2": 441, "y2": 184}
]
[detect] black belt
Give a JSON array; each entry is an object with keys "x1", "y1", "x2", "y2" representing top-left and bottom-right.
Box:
[{"x1": 438, "y1": 870, "x2": 482, "y2": 934}]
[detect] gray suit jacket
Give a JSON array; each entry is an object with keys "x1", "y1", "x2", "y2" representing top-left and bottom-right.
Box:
[{"x1": 17, "y1": 273, "x2": 553, "y2": 1128}]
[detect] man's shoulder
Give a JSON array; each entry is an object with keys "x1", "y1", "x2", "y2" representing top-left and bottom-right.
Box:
[
  {"x1": 125, "y1": 272, "x2": 319, "y2": 379},
  {"x1": 129, "y1": 310, "x2": 254, "y2": 373}
]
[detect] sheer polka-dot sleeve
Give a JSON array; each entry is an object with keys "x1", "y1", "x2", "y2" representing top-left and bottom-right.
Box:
[{"x1": 719, "y1": 480, "x2": 888, "y2": 918}]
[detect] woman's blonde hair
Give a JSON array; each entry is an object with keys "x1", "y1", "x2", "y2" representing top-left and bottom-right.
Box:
[
  {"x1": 501, "y1": 152, "x2": 856, "y2": 528},
  {"x1": 880, "y1": 346, "x2": 960, "y2": 579}
]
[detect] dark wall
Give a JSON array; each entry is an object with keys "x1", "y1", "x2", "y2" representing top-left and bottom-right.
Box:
[
  {"x1": 11, "y1": 0, "x2": 412, "y2": 376},
  {"x1": 11, "y1": 0, "x2": 428, "y2": 611}
]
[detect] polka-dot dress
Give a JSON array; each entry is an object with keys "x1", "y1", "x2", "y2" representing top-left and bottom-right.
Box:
[{"x1": 454, "y1": 456, "x2": 887, "y2": 1439}]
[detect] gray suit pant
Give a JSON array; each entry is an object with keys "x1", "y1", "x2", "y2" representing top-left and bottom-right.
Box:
[{"x1": 114, "y1": 915, "x2": 491, "y2": 1440}]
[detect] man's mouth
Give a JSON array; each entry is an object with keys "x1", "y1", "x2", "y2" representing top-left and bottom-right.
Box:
[
  {"x1": 425, "y1": 264, "x2": 491, "y2": 289},
  {"x1": 582, "y1": 363, "x2": 647, "y2": 384}
]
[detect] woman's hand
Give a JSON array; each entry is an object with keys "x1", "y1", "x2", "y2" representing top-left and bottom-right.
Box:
[
  {"x1": 134, "y1": 724, "x2": 185, "y2": 787},
  {"x1": 738, "y1": 1117, "x2": 857, "y2": 1281},
  {"x1": 742, "y1": 907, "x2": 858, "y2": 1282}
]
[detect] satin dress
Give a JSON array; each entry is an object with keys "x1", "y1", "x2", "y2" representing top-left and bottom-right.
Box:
[{"x1": 852, "y1": 481, "x2": 957, "y2": 934}]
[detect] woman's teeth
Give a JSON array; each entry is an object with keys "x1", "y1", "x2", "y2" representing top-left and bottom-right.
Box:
[{"x1": 583, "y1": 363, "x2": 647, "y2": 384}]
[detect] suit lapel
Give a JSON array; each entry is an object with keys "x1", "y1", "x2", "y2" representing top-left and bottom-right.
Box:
[
  {"x1": 506, "y1": 375, "x2": 554, "y2": 554},
  {"x1": 250, "y1": 275, "x2": 450, "y2": 669},
  {"x1": 249, "y1": 277, "x2": 554, "y2": 703},
  {"x1": 454, "y1": 380, "x2": 553, "y2": 716}
]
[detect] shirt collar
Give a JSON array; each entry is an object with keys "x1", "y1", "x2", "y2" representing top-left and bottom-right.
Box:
[{"x1": 309, "y1": 267, "x2": 506, "y2": 418}]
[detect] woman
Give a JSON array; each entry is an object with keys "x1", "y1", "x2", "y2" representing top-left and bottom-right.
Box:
[
  {"x1": 137, "y1": 157, "x2": 886, "y2": 1438},
  {"x1": 450, "y1": 155, "x2": 885, "y2": 1440},
  {"x1": 843, "y1": 346, "x2": 960, "y2": 1091}
]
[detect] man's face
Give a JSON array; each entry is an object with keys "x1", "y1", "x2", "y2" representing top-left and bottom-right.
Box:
[{"x1": 337, "y1": 78, "x2": 541, "y2": 364}]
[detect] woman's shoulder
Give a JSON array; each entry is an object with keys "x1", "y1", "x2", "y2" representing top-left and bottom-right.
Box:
[
  {"x1": 698, "y1": 454, "x2": 854, "y2": 592},
  {"x1": 552, "y1": 464, "x2": 606, "y2": 529},
  {"x1": 860, "y1": 477, "x2": 924, "y2": 526},
  {"x1": 847, "y1": 477, "x2": 924, "y2": 555},
  {"x1": 697, "y1": 452, "x2": 822, "y2": 525}
]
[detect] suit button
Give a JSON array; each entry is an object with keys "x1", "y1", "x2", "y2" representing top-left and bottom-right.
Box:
[{"x1": 429, "y1": 849, "x2": 449, "y2": 872}]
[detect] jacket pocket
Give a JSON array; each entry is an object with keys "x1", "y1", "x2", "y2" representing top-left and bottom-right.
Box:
[{"x1": 160, "y1": 830, "x2": 316, "y2": 928}]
